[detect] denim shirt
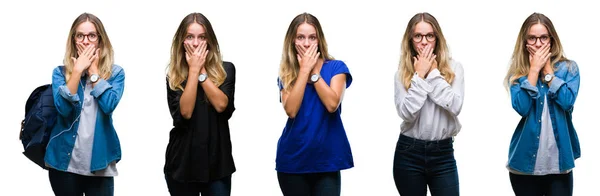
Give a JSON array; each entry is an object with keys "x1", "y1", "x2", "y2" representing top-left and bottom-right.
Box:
[
  {"x1": 45, "y1": 64, "x2": 125, "y2": 172},
  {"x1": 508, "y1": 60, "x2": 581, "y2": 174}
]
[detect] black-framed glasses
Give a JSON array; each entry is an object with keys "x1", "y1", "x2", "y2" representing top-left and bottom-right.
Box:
[
  {"x1": 74, "y1": 33, "x2": 99, "y2": 42},
  {"x1": 526, "y1": 35, "x2": 551, "y2": 45},
  {"x1": 412, "y1": 33, "x2": 436, "y2": 42}
]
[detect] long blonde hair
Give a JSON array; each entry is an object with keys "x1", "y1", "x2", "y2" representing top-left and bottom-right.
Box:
[
  {"x1": 63, "y1": 13, "x2": 114, "y2": 81},
  {"x1": 279, "y1": 12, "x2": 333, "y2": 92},
  {"x1": 167, "y1": 12, "x2": 225, "y2": 91},
  {"x1": 504, "y1": 12, "x2": 569, "y2": 89},
  {"x1": 398, "y1": 12, "x2": 454, "y2": 89}
]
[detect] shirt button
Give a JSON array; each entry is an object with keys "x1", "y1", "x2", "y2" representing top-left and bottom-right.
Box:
[
  {"x1": 67, "y1": 153, "x2": 71, "y2": 156},
  {"x1": 537, "y1": 136, "x2": 540, "y2": 139},
  {"x1": 533, "y1": 154, "x2": 536, "y2": 157},
  {"x1": 538, "y1": 120, "x2": 541, "y2": 123},
  {"x1": 540, "y1": 102, "x2": 543, "y2": 105}
]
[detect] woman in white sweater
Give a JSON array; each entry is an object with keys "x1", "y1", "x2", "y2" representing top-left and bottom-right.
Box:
[{"x1": 393, "y1": 12, "x2": 465, "y2": 196}]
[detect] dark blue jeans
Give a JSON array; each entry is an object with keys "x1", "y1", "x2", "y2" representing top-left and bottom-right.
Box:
[
  {"x1": 509, "y1": 171, "x2": 573, "y2": 196},
  {"x1": 393, "y1": 134, "x2": 459, "y2": 196},
  {"x1": 277, "y1": 171, "x2": 341, "y2": 196},
  {"x1": 48, "y1": 168, "x2": 114, "y2": 196},
  {"x1": 165, "y1": 174, "x2": 231, "y2": 196}
]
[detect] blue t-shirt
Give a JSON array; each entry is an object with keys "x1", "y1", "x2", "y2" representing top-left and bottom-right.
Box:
[{"x1": 276, "y1": 59, "x2": 354, "y2": 173}]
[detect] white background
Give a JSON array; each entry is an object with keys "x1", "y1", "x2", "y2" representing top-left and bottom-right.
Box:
[{"x1": 1, "y1": 0, "x2": 597, "y2": 195}]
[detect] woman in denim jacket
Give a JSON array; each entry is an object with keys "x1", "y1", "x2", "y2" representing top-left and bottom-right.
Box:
[
  {"x1": 504, "y1": 12, "x2": 581, "y2": 196},
  {"x1": 45, "y1": 12, "x2": 125, "y2": 196}
]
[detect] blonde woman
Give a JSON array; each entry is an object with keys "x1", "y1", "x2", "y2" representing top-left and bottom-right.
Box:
[
  {"x1": 276, "y1": 12, "x2": 353, "y2": 196},
  {"x1": 504, "y1": 12, "x2": 580, "y2": 196},
  {"x1": 393, "y1": 12, "x2": 465, "y2": 196},
  {"x1": 164, "y1": 12, "x2": 236, "y2": 196},
  {"x1": 46, "y1": 12, "x2": 124, "y2": 196}
]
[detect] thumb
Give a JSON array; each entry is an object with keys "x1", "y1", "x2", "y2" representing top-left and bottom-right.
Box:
[
  {"x1": 185, "y1": 53, "x2": 190, "y2": 60},
  {"x1": 297, "y1": 54, "x2": 302, "y2": 61}
]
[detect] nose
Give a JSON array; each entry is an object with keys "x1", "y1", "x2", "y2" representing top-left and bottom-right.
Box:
[
  {"x1": 303, "y1": 39, "x2": 311, "y2": 48},
  {"x1": 534, "y1": 38, "x2": 543, "y2": 47},
  {"x1": 192, "y1": 38, "x2": 200, "y2": 48},
  {"x1": 81, "y1": 36, "x2": 91, "y2": 45}
]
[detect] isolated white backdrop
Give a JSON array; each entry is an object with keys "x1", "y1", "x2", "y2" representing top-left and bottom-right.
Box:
[{"x1": 0, "y1": 0, "x2": 597, "y2": 195}]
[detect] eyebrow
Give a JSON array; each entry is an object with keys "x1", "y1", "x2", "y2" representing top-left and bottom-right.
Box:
[
  {"x1": 297, "y1": 33, "x2": 317, "y2": 36},
  {"x1": 76, "y1": 31, "x2": 98, "y2": 34},
  {"x1": 413, "y1": 32, "x2": 434, "y2": 34},
  {"x1": 186, "y1": 33, "x2": 206, "y2": 36},
  {"x1": 527, "y1": 34, "x2": 549, "y2": 36}
]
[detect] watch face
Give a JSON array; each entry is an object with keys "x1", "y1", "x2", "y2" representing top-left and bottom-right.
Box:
[
  {"x1": 545, "y1": 74, "x2": 552, "y2": 82},
  {"x1": 198, "y1": 74, "x2": 207, "y2": 82},
  {"x1": 311, "y1": 74, "x2": 319, "y2": 82},
  {"x1": 90, "y1": 74, "x2": 99, "y2": 82}
]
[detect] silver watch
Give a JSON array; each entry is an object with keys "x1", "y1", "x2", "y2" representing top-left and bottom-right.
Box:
[
  {"x1": 198, "y1": 73, "x2": 208, "y2": 83},
  {"x1": 90, "y1": 74, "x2": 100, "y2": 83},
  {"x1": 543, "y1": 73, "x2": 554, "y2": 83},
  {"x1": 310, "y1": 74, "x2": 320, "y2": 83}
]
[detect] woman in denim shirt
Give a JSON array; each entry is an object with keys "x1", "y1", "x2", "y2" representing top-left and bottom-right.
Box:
[
  {"x1": 45, "y1": 13, "x2": 125, "y2": 196},
  {"x1": 504, "y1": 12, "x2": 581, "y2": 196}
]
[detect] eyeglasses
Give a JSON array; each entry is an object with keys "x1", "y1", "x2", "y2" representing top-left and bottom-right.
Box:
[
  {"x1": 74, "y1": 33, "x2": 99, "y2": 42},
  {"x1": 526, "y1": 35, "x2": 551, "y2": 45},
  {"x1": 412, "y1": 33, "x2": 436, "y2": 42}
]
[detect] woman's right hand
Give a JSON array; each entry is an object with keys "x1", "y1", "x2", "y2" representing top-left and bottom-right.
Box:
[
  {"x1": 296, "y1": 44, "x2": 320, "y2": 74},
  {"x1": 185, "y1": 41, "x2": 208, "y2": 74},
  {"x1": 413, "y1": 44, "x2": 436, "y2": 78},
  {"x1": 527, "y1": 42, "x2": 551, "y2": 73},
  {"x1": 71, "y1": 43, "x2": 97, "y2": 74}
]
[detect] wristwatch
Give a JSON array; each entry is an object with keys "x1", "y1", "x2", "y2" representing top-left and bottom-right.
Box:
[
  {"x1": 543, "y1": 73, "x2": 554, "y2": 83},
  {"x1": 310, "y1": 74, "x2": 321, "y2": 83},
  {"x1": 198, "y1": 73, "x2": 208, "y2": 83},
  {"x1": 90, "y1": 74, "x2": 100, "y2": 83}
]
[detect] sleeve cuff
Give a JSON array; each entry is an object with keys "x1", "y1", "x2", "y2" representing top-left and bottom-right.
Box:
[
  {"x1": 425, "y1": 68, "x2": 443, "y2": 81},
  {"x1": 59, "y1": 85, "x2": 80, "y2": 102},
  {"x1": 91, "y1": 79, "x2": 112, "y2": 98},
  {"x1": 518, "y1": 77, "x2": 539, "y2": 98},
  {"x1": 411, "y1": 73, "x2": 433, "y2": 93},
  {"x1": 548, "y1": 77, "x2": 565, "y2": 98}
]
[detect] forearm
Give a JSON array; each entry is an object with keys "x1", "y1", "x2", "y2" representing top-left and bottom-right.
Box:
[
  {"x1": 201, "y1": 77, "x2": 229, "y2": 113},
  {"x1": 283, "y1": 71, "x2": 310, "y2": 118},
  {"x1": 527, "y1": 70, "x2": 539, "y2": 87},
  {"x1": 179, "y1": 72, "x2": 199, "y2": 119},
  {"x1": 67, "y1": 70, "x2": 83, "y2": 94},
  {"x1": 314, "y1": 78, "x2": 341, "y2": 113}
]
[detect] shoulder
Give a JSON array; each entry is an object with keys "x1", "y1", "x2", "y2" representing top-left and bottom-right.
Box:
[
  {"x1": 111, "y1": 64, "x2": 124, "y2": 74},
  {"x1": 222, "y1": 61, "x2": 236, "y2": 74},
  {"x1": 449, "y1": 59, "x2": 464, "y2": 71},
  {"x1": 328, "y1": 59, "x2": 347, "y2": 67},
  {"x1": 52, "y1": 65, "x2": 65, "y2": 76},
  {"x1": 394, "y1": 69, "x2": 401, "y2": 81},
  {"x1": 326, "y1": 59, "x2": 350, "y2": 72},
  {"x1": 556, "y1": 60, "x2": 579, "y2": 73},
  {"x1": 448, "y1": 59, "x2": 464, "y2": 76}
]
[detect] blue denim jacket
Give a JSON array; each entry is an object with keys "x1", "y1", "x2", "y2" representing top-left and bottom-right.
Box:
[
  {"x1": 45, "y1": 64, "x2": 125, "y2": 172},
  {"x1": 508, "y1": 60, "x2": 581, "y2": 174}
]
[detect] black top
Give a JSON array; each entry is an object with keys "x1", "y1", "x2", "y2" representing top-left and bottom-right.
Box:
[{"x1": 164, "y1": 62, "x2": 236, "y2": 183}]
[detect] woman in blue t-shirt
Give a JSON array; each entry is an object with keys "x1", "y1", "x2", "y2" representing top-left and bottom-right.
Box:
[{"x1": 276, "y1": 12, "x2": 354, "y2": 196}]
